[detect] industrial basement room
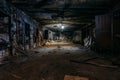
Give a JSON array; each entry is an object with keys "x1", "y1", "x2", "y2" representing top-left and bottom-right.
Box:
[{"x1": 0, "y1": 0, "x2": 120, "y2": 80}]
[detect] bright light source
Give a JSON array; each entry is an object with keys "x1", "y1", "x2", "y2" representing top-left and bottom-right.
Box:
[{"x1": 61, "y1": 26, "x2": 64, "y2": 29}]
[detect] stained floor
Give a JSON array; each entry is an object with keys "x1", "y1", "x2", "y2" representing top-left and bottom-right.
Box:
[{"x1": 0, "y1": 44, "x2": 120, "y2": 80}]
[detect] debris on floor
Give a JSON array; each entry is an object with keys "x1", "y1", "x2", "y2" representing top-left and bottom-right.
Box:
[
  {"x1": 0, "y1": 45, "x2": 120, "y2": 80},
  {"x1": 85, "y1": 58, "x2": 118, "y2": 69},
  {"x1": 64, "y1": 75, "x2": 89, "y2": 80}
]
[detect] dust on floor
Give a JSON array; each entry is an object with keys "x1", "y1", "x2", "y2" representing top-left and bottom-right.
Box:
[{"x1": 0, "y1": 45, "x2": 120, "y2": 80}]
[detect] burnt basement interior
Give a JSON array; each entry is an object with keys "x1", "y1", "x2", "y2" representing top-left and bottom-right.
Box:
[{"x1": 0, "y1": 0, "x2": 120, "y2": 80}]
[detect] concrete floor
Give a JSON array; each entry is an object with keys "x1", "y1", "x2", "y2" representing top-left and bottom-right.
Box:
[{"x1": 0, "y1": 43, "x2": 120, "y2": 80}]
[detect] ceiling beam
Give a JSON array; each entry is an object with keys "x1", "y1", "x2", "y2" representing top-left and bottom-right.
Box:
[{"x1": 38, "y1": 20, "x2": 92, "y2": 25}]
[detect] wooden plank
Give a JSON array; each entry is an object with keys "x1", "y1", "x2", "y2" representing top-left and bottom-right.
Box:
[{"x1": 64, "y1": 75, "x2": 89, "y2": 80}]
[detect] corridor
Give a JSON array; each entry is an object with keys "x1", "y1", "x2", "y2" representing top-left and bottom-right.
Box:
[{"x1": 0, "y1": 0, "x2": 120, "y2": 80}]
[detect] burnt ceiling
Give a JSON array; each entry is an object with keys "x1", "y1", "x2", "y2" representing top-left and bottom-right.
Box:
[{"x1": 8, "y1": 0, "x2": 120, "y2": 30}]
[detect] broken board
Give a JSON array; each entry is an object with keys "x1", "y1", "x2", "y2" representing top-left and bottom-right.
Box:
[{"x1": 64, "y1": 75, "x2": 89, "y2": 80}]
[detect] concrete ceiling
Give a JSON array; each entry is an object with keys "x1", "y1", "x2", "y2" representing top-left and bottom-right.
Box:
[{"x1": 9, "y1": 0, "x2": 120, "y2": 31}]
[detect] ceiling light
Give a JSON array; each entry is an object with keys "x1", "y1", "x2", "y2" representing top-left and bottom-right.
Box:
[{"x1": 61, "y1": 26, "x2": 64, "y2": 29}]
